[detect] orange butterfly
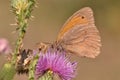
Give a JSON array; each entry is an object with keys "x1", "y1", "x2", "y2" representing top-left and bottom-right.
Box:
[{"x1": 37, "y1": 7, "x2": 101, "y2": 58}]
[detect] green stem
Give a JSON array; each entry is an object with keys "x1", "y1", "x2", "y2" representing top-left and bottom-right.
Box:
[
  {"x1": 11, "y1": 0, "x2": 36, "y2": 65},
  {"x1": 38, "y1": 71, "x2": 53, "y2": 80},
  {"x1": 0, "y1": 0, "x2": 36, "y2": 80},
  {"x1": 12, "y1": 12, "x2": 27, "y2": 64},
  {"x1": 29, "y1": 56, "x2": 39, "y2": 80}
]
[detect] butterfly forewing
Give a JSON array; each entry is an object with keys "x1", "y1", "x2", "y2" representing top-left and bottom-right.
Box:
[{"x1": 57, "y1": 7, "x2": 101, "y2": 58}]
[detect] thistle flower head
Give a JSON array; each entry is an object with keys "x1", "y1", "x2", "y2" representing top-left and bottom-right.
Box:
[
  {"x1": 0, "y1": 38, "x2": 11, "y2": 54},
  {"x1": 35, "y1": 51, "x2": 77, "y2": 80}
]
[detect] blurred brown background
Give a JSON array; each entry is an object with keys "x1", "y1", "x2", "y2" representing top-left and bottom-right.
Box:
[{"x1": 0, "y1": 0, "x2": 120, "y2": 80}]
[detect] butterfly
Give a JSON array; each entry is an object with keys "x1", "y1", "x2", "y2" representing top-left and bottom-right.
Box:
[{"x1": 37, "y1": 7, "x2": 101, "y2": 58}]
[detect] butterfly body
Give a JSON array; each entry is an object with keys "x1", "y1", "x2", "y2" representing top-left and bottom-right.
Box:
[{"x1": 37, "y1": 41, "x2": 65, "y2": 54}]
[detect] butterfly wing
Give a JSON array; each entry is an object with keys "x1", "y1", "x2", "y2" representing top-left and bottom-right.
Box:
[{"x1": 57, "y1": 7, "x2": 101, "y2": 58}]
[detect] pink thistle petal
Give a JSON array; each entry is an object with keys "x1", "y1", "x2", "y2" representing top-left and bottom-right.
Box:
[{"x1": 35, "y1": 51, "x2": 77, "y2": 80}]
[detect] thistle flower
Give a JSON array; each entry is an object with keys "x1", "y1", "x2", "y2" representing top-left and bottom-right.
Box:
[
  {"x1": 35, "y1": 51, "x2": 77, "y2": 80},
  {"x1": 0, "y1": 38, "x2": 11, "y2": 54}
]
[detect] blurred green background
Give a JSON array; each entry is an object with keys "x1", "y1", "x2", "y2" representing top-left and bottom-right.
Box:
[{"x1": 0, "y1": 0, "x2": 120, "y2": 80}]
